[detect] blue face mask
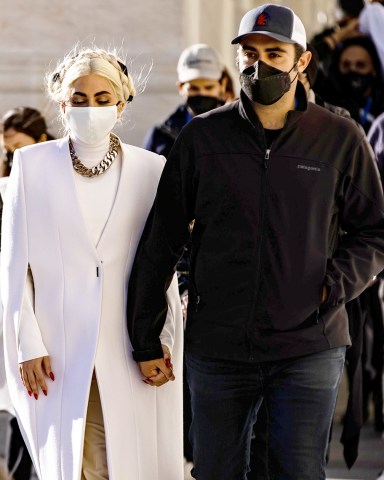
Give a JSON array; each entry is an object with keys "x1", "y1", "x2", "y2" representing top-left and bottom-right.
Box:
[{"x1": 239, "y1": 60, "x2": 297, "y2": 105}]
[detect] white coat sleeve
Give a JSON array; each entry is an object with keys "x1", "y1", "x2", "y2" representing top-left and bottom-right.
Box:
[
  {"x1": 1, "y1": 151, "x2": 48, "y2": 365},
  {"x1": 17, "y1": 267, "x2": 48, "y2": 363},
  {"x1": 359, "y1": 4, "x2": 384, "y2": 76},
  {"x1": 159, "y1": 273, "x2": 181, "y2": 355}
]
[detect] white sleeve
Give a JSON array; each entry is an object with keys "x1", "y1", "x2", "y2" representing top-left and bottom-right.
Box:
[
  {"x1": 359, "y1": 4, "x2": 384, "y2": 75},
  {"x1": 17, "y1": 267, "x2": 48, "y2": 363},
  {"x1": 0, "y1": 151, "x2": 48, "y2": 365},
  {"x1": 159, "y1": 273, "x2": 182, "y2": 355}
]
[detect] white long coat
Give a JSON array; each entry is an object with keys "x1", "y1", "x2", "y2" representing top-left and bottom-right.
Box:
[{"x1": 0, "y1": 138, "x2": 184, "y2": 480}]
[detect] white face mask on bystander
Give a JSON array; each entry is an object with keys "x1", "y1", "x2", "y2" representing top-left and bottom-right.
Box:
[{"x1": 65, "y1": 105, "x2": 118, "y2": 144}]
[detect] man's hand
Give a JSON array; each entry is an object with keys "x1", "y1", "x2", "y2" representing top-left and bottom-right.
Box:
[
  {"x1": 321, "y1": 285, "x2": 328, "y2": 303},
  {"x1": 139, "y1": 344, "x2": 175, "y2": 387},
  {"x1": 19, "y1": 356, "x2": 54, "y2": 400}
]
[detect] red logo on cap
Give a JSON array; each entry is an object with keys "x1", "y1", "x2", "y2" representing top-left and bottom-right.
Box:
[{"x1": 256, "y1": 13, "x2": 269, "y2": 26}]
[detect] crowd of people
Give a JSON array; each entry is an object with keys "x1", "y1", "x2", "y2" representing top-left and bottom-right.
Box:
[{"x1": 0, "y1": 1, "x2": 384, "y2": 480}]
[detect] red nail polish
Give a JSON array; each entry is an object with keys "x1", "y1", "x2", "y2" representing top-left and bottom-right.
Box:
[
  {"x1": 49, "y1": 372, "x2": 55, "y2": 381},
  {"x1": 34, "y1": 393, "x2": 38, "y2": 400},
  {"x1": 165, "y1": 358, "x2": 171, "y2": 369},
  {"x1": 43, "y1": 390, "x2": 47, "y2": 396},
  {"x1": 28, "y1": 391, "x2": 32, "y2": 397}
]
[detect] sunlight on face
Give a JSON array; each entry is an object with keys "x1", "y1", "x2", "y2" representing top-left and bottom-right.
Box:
[
  {"x1": 179, "y1": 78, "x2": 223, "y2": 100},
  {"x1": 65, "y1": 74, "x2": 119, "y2": 108},
  {"x1": 1, "y1": 128, "x2": 36, "y2": 154}
]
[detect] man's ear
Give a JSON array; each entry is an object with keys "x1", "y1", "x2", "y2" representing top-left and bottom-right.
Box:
[
  {"x1": 178, "y1": 82, "x2": 187, "y2": 100},
  {"x1": 298, "y1": 50, "x2": 312, "y2": 73}
]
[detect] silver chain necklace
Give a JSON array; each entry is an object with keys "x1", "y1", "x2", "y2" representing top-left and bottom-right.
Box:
[{"x1": 68, "y1": 133, "x2": 120, "y2": 178}]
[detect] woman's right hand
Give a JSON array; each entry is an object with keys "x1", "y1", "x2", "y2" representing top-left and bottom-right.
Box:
[{"x1": 19, "y1": 356, "x2": 54, "y2": 400}]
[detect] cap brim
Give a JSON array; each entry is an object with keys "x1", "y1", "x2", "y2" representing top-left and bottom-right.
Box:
[
  {"x1": 231, "y1": 31, "x2": 299, "y2": 48},
  {"x1": 178, "y1": 68, "x2": 222, "y2": 83}
]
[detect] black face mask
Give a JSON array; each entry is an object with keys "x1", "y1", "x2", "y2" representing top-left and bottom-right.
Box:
[
  {"x1": 239, "y1": 60, "x2": 297, "y2": 105},
  {"x1": 339, "y1": 71, "x2": 374, "y2": 97},
  {"x1": 6, "y1": 151, "x2": 14, "y2": 168},
  {"x1": 186, "y1": 95, "x2": 224, "y2": 116}
]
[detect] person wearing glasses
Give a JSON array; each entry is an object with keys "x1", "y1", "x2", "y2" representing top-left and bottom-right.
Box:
[{"x1": 0, "y1": 47, "x2": 183, "y2": 480}]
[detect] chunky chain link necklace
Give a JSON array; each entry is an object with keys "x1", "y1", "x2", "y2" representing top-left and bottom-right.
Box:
[{"x1": 68, "y1": 133, "x2": 120, "y2": 178}]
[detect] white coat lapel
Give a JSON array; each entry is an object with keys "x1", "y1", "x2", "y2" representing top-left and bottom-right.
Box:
[
  {"x1": 55, "y1": 137, "x2": 101, "y2": 260},
  {"x1": 96, "y1": 143, "x2": 163, "y2": 258}
]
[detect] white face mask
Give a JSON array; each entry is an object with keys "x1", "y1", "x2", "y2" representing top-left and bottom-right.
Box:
[{"x1": 64, "y1": 105, "x2": 118, "y2": 144}]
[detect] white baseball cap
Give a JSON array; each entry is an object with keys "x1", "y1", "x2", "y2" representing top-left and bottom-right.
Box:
[{"x1": 177, "y1": 44, "x2": 224, "y2": 83}]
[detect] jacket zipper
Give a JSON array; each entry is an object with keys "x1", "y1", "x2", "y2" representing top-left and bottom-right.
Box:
[
  {"x1": 248, "y1": 147, "x2": 271, "y2": 360},
  {"x1": 195, "y1": 295, "x2": 201, "y2": 313},
  {"x1": 264, "y1": 148, "x2": 270, "y2": 167}
]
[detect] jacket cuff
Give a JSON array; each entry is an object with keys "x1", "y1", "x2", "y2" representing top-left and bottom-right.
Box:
[
  {"x1": 322, "y1": 273, "x2": 341, "y2": 309},
  {"x1": 132, "y1": 345, "x2": 164, "y2": 362}
]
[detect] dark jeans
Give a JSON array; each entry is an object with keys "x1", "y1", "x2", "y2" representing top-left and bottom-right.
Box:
[{"x1": 186, "y1": 347, "x2": 346, "y2": 480}]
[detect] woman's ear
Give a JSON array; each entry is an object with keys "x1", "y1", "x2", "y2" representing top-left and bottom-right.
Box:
[
  {"x1": 60, "y1": 103, "x2": 66, "y2": 113},
  {"x1": 117, "y1": 101, "x2": 126, "y2": 118}
]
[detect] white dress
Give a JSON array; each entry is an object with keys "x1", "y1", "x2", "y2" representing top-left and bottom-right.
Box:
[{"x1": 1, "y1": 135, "x2": 184, "y2": 480}]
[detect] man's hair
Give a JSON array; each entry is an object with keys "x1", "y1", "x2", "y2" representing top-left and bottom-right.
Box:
[{"x1": 294, "y1": 44, "x2": 305, "y2": 63}]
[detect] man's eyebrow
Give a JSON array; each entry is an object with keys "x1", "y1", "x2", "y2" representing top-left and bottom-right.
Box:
[
  {"x1": 265, "y1": 46, "x2": 289, "y2": 53},
  {"x1": 241, "y1": 44, "x2": 289, "y2": 54}
]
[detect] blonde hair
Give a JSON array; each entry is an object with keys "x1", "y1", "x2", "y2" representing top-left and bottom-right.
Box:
[{"x1": 46, "y1": 47, "x2": 136, "y2": 104}]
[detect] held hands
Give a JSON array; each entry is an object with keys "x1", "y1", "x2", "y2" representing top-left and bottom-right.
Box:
[
  {"x1": 139, "y1": 344, "x2": 175, "y2": 387},
  {"x1": 19, "y1": 356, "x2": 54, "y2": 400}
]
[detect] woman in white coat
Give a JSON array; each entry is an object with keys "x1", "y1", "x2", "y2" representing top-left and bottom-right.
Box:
[{"x1": 0, "y1": 47, "x2": 183, "y2": 480}]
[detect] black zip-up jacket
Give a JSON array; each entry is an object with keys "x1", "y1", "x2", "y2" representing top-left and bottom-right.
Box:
[
  {"x1": 143, "y1": 105, "x2": 189, "y2": 158},
  {"x1": 127, "y1": 84, "x2": 384, "y2": 362}
]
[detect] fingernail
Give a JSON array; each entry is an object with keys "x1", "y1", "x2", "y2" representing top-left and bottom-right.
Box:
[
  {"x1": 165, "y1": 358, "x2": 171, "y2": 369},
  {"x1": 34, "y1": 393, "x2": 38, "y2": 400},
  {"x1": 28, "y1": 391, "x2": 32, "y2": 397},
  {"x1": 43, "y1": 390, "x2": 47, "y2": 396},
  {"x1": 49, "y1": 372, "x2": 55, "y2": 381}
]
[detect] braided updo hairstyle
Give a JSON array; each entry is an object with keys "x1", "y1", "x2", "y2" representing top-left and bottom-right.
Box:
[{"x1": 46, "y1": 47, "x2": 136, "y2": 106}]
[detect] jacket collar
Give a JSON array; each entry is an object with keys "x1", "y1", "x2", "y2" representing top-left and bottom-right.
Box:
[{"x1": 238, "y1": 81, "x2": 309, "y2": 129}]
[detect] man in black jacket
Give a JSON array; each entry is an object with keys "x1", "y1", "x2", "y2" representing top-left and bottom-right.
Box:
[{"x1": 127, "y1": 4, "x2": 384, "y2": 479}]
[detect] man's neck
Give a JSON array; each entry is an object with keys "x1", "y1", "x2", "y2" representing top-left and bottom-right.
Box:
[{"x1": 253, "y1": 90, "x2": 295, "y2": 130}]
